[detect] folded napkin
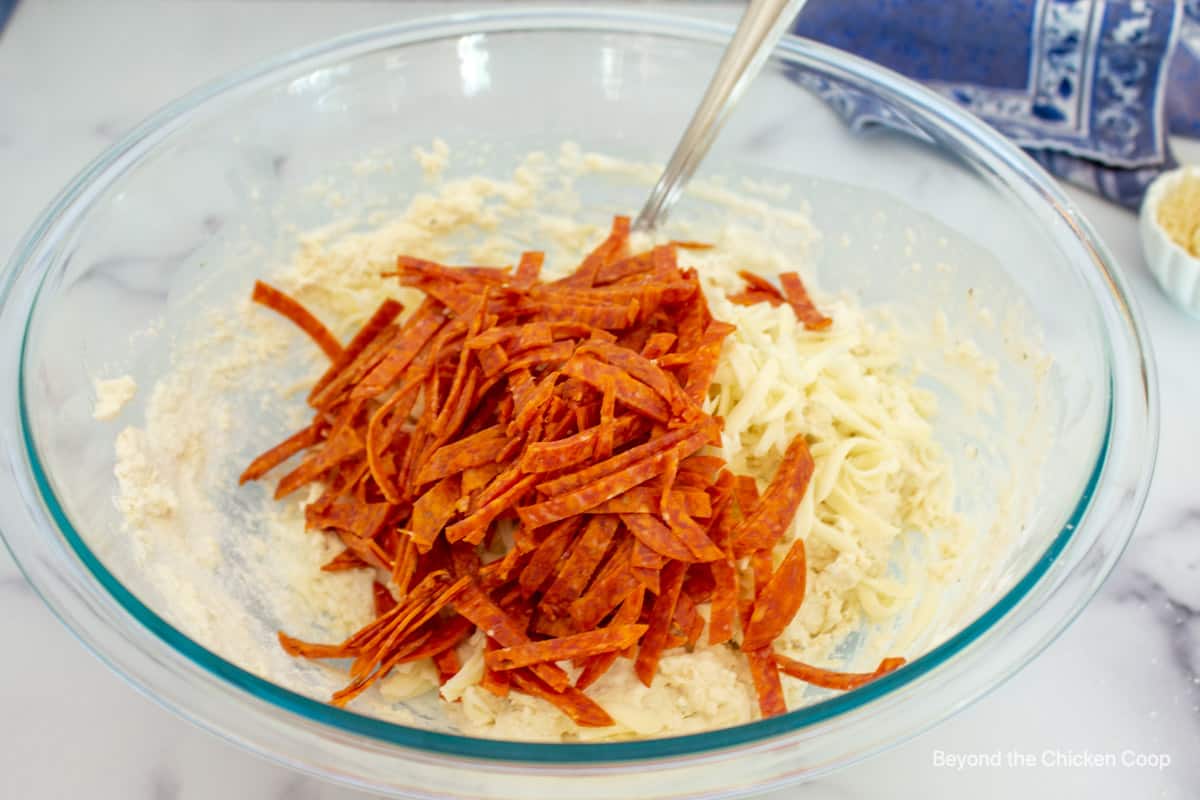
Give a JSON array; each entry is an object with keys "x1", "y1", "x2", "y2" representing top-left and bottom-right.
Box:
[{"x1": 793, "y1": 0, "x2": 1200, "y2": 208}]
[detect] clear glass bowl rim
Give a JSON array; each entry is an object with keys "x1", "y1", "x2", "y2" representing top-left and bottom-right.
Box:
[{"x1": 0, "y1": 6, "x2": 1157, "y2": 769}]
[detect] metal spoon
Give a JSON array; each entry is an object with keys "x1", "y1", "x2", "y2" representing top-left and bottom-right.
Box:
[{"x1": 634, "y1": 0, "x2": 809, "y2": 231}]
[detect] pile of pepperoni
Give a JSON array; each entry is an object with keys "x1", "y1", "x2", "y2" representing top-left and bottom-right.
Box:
[{"x1": 243, "y1": 216, "x2": 903, "y2": 727}]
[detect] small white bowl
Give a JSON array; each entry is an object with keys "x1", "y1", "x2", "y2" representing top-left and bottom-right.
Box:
[{"x1": 1140, "y1": 165, "x2": 1200, "y2": 317}]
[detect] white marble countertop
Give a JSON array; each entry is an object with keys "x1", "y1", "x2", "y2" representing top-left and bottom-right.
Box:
[{"x1": 1, "y1": 1, "x2": 1197, "y2": 798}]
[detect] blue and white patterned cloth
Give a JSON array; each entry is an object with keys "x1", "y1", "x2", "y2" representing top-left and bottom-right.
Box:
[
  {"x1": 0, "y1": 0, "x2": 17, "y2": 36},
  {"x1": 793, "y1": 0, "x2": 1200, "y2": 208}
]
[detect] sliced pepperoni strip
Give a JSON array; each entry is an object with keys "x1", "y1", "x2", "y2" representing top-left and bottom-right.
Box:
[
  {"x1": 478, "y1": 343, "x2": 509, "y2": 376},
  {"x1": 576, "y1": 339, "x2": 698, "y2": 417},
  {"x1": 487, "y1": 625, "x2": 647, "y2": 671},
  {"x1": 680, "y1": 455, "x2": 725, "y2": 484},
  {"x1": 536, "y1": 420, "x2": 711, "y2": 496},
  {"x1": 392, "y1": 536, "x2": 418, "y2": 594},
  {"x1": 509, "y1": 322, "x2": 555, "y2": 353},
  {"x1": 366, "y1": 379, "x2": 424, "y2": 503},
  {"x1": 634, "y1": 560, "x2": 687, "y2": 687},
  {"x1": 706, "y1": 476, "x2": 737, "y2": 552},
  {"x1": 518, "y1": 429, "x2": 709, "y2": 529},
  {"x1": 513, "y1": 250, "x2": 544, "y2": 290},
  {"x1": 479, "y1": 638, "x2": 511, "y2": 696},
  {"x1": 348, "y1": 303, "x2": 446, "y2": 403},
  {"x1": 736, "y1": 270, "x2": 784, "y2": 299},
  {"x1": 277, "y1": 631, "x2": 352, "y2": 661},
  {"x1": 673, "y1": 279, "x2": 711, "y2": 352},
  {"x1": 433, "y1": 648, "x2": 462, "y2": 685},
  {"x1": 508, "y1": 371, "x2": 559, "y2": 436},
  {"x1": 631, "y1": 537, "x2": 668, "y2": 569},
  {"x1": 310, "y1": 298, "x2": 404, "y2": 399},
  {"x1": 518, "y1": 518, "x2": 583, "y2": 597},
  {"x1": 409, "y1": 475, "x2": 461, "y2": 552},
  {"x1": 415, "y1": 425, "x2": 507, "y2": 486},
  {"x1": 548, "y1": 321, "x2": 618, "y2": 343},
  {"x1": 554, "y1": 215, "x2": 630, "y2": 289},
  {"x1": 631, "y1": 565, "x2": 661, "y2": 596},
  {"x1": 569, "y1": 538, "x2": 639, "y2": 630},
  {"x1": 561, "y1": 355, "x2": 670, "y2": 422},
  {"x1": 308, "y1": 324, "x2": 401, "y2": 408},
  {"x1": 575, "y1": 589, "x2": 645, "y2": 690},
  {"x1": 392, "y1": 616, "x2": 474, "y2": 663},
  {"x1": 750, "y1": 548, "x2": 774, "y2": 596},
  {"x1": 345, "y1": 574, "x2": 453, "y2": 686},
  {"x1": 532, "y1": 300, "x2": 638, "y2": 330},
  {"x1": 518, "y1": 415, "x2": 644, "y2": 474},
  {"x1": 707, "y1": 558, "x2": 738, "y2": 646},
  {"x1": 351, "y1": 571, "x2": 453, "y2": 657},
  {"x1": 327, "y1": 632, "x2": 435, "y2": 707},
  {"x1": 743, "y1": 537, "x2": 807, "y2": 650},
  {"x1": 390, "y1": 255, "x2": 511, "y2": 286},
  {"x1": 621, "y1": 513, "x2": 696, "y2": 563},
  {"x1": 509, "y1": 670, "x2": 615, "y2": 727},
  {"x1": 502, "y1": 340, "x2": 576, "y2": 374},
  {"x1": 251, "y1": 281, "x2": 342, "y2": 361},
  {"x1": 662, "y1": 506, "x2": 725, "y2": 562},
  {"x1": 239, "y1": 424, "x2": 322, "y2": 484},
  {"x1": 745, "y1": 646, "x2": 787, "y2": 717},
  {"x1": 595, "y1": 249, "x2": 653, "y2": 285},
  {"x1": 468, "y1": 465, "x2": 524, "y2": 511},
  {"x1": 432, "y1": 291, "x2": 490, "y2": 437},
  {"x1": 506, "y1": 368, "x2": 536, "y2": 415},
  {"x1": 304, "y1": 494, "x2": 388, "y2": 537},
  {"x1": 539, "y1": 515, "x2": 620, "y2": 620},
  {"x1": 734, "y1": 474, "x2": 760, "y2": 515},
  {"x1": 392, "y1": 577, "x2": 474, "y2": 655},
  {"x1": 449, "y1": 580, "x2": 571, "y2": 691},
  {"x1": 444, "y1": 474, "x2": 537, "y2": 545},
  {"x1": 640, "y1": 331, "x2": 677, "y2": 360},
  {"x1": 433, "y1": 364, "x2": 483, "y2": 447},
  {"x1": 732, "y1": 434, "x2": 814, "y2": 556},
  {"x1": 594, "y1": 375, "x2": 617, "y2": 460},
  {"x1": 774, "y1": 654, "x2": 906, "y2": 690},
  {"x1": 534, "y1": 281, "x2": 695, "y2": 309},
  {"x1": 373, "y1": 581, "x2": 397, "y2": 618},
  {"x1": 681, "y1": 323, "x2": 734, "y2": 405},
  {"x1": 396, "y1": 426, "x2": 428, "y2": 501},
  {"x1": 320, "y1": 549, "x2": 368, "y2": 573},
  {"x1": 465, "y1": 327, "x2": 513, "y2": 351},
  {"x1": 779, "y1": 271, "x2": 833, "y2": 331},
  {"x1": 673, "y1": 592, "x2": 704, "y2": 648},
  {"x1": 729, "y1": 288, "x2": 785, "y2": 308},
  {"x1": 274, "y1": 425, "x2": 364, "y2": 499},
  {"x1": 591, "y1": 486, "x2": 712, "y2": 518}
]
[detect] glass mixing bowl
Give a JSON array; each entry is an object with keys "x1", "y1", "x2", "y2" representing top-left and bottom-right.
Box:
[{"x1": 0, "y1": 9, "x2": 1156, "y2": 800}]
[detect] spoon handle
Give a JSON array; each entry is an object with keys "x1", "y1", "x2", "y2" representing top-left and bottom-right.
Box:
[{"x1": 634, "y1": 0, "x2": 809, "y2": 231}]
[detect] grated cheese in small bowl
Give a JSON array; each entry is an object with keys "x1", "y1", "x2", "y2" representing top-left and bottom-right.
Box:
[{"x1": 1140, "y1": 165, "x2": 1200, "y2": 317}]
